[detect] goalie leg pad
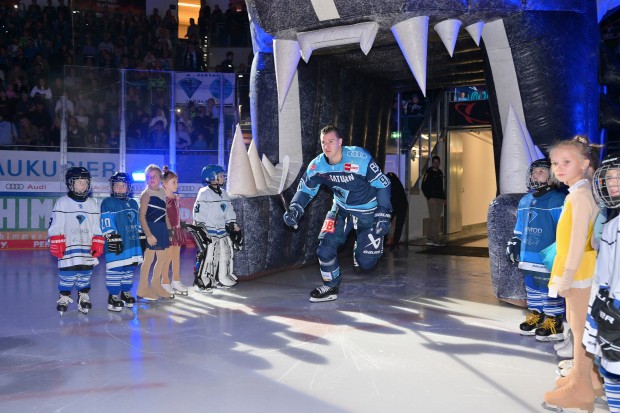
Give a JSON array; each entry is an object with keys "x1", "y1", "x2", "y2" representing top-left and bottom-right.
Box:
[
  {"x1": 217, "y1": 238, "x2": 237, "y2": 287},
  {"x1": 597, "y1": 301, "x2": 620, "y2": 362}
]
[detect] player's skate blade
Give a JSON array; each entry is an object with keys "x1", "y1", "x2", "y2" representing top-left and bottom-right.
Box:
[{"x1": 309, "y1": 285, "x2": 338, "y2": 302}]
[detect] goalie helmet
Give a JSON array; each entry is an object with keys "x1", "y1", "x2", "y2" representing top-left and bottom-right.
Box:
[
  {"x1": 593, "y1": 153, "x2": 620, "y2": 209},
  {"x1": 109, "y1": 172, "x2": 133, "y2": 200},
  {"x1": 526, "y1": 158, "x2": 552, "y2": 190},
  {"x1": 201, "y1": 164, "x2": 226, "y2": 185},
  {"x1": 65, "y1": 166, "x2": 91, "y2": 199}
]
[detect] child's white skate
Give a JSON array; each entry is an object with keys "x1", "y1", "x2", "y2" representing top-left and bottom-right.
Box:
[
  {"x1": 77, "y1": 290, "x2": 92, "y2": 314},
  {"x1": 56, "y1": 293, "x2": 73, "y2": 316},
  {"x1": 171, "y1": 280, "x2": 189, "y2": 295}
]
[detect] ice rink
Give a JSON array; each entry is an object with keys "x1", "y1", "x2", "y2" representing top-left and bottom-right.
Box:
[{"x1": 0, "y1": 240, "x2": 608, "y2": 412}]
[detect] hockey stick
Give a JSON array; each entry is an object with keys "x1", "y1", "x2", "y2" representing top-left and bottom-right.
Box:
[{"x1": 278, "y1": 155, "x2": 297, "y2": 229}]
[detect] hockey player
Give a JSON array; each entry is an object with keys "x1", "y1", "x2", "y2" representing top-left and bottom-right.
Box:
[
  {"x1": 192, "y1": 164, "x2": 242, "y2": 291},
  {"x1": 100, "y1": 172, "x2": 144, "y2": 312},
  {"x1": 506, "y1": 158, "x2": 566, "y2": 341},
  {"x1": 283, "y1": 124, "x2": 392, "y2": 302},
  {"x1": 585, "y1": 153, "x2": 620, "y2": 413},
  {"x1": 48, "y1": 167, "x2": 104, "y2": 315}
]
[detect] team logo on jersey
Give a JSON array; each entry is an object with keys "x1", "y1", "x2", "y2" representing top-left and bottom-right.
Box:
[
  {"x1": 76, "y1": 215, "x2": 86, "y2": 225},
  {"x1": 347, "y1": 150, "x2": 368, "y2": 159},
  {"x1": 310, "y1": 164, "x2": 317, "y2": 170},
  {"x1": 344, "y1": 163, "x2": 359, "y2": 173},
  {"x1": 528, "y1": 211, "x2": 538, "y2": 223},
  {"x1": 127, "y1": 211, "x2": 136, "y2": 223},
  {"x1": 220, "y1": 204, "x2": 227, "y2": 212},
  {"x1": 365, "y1": 234, "x2": 381, "y2": 249},
  {"x1": 329, "y1": 174, "x2": 354, "y2": 183}
]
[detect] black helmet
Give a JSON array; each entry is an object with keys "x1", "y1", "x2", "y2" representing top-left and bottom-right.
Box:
[
  {"x1": 65, "y1": 166, "x2": 91, "y2": 199},
  {"x1": 526, "y1": 158, "x2": 551, "y2": 190},
  {"x1": 593, "y1": 153, "x2": 620, "y2": 208},
  {"x1": 109, "y1": 172, "x2": 133, "y2": 200}
]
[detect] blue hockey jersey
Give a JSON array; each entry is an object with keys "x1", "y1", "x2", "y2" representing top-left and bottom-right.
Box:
[
  {"x1": 100, "y1": 197, "x2": 144, "y2": 270},
  {"x1": 513, "y1": 188, "x2": 566, "y2": 272},
  {"x1": 292, "y1": 146, "x2": 392, "y2": 213}
]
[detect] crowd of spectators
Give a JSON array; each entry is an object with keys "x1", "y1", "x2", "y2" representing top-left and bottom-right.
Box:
[{"x1": 0, "y1": 1, "x2": 250, "y2": 151}]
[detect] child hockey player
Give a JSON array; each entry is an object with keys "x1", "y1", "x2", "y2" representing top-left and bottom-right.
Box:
[
  {"x1": 585, "y1": 153, "x2": 620, "y2": 413},
  {"x1": 137, "y1": 164, "x2": 173, "y2": 300},
  {"x1": 543, "y1": 136, "x2": 600, "y2": 411},
  {"x1": 100, "y1": 172, "x2": 144, "y2": 311},
  {"x1": 506, "y1": 158, "x2": 566, "y2": 341},
  {"x1": 160, "y1": 166, "x2": 189, "y2": 296},
  {"x1": 48, "y1": 166, "x2": 104, "y2": 315},
  {"x1": 283, "y1": 125, "x2": 392, "y2": 302},
  {"x1": 191, "y1": 164, "x2": 242, "y2": 291}
]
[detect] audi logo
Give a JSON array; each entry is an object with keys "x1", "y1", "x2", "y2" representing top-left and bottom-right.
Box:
[{"x1": 5, "y1": 184, "x2": 24, "y2": 190}]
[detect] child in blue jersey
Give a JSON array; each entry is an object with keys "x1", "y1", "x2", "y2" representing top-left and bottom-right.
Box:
[
  {"x1": 48, "y1": 167, "x2": 104, "y2": 316},
  {"x1": 283, "y1": 124, "x2": 392, "y2": 302},
  {"x1": 506, "y1": 158, "x2": 566, "y2": 340},
  {"x1": 100, "y1": 172, "x2": 144, "y2": 312}
]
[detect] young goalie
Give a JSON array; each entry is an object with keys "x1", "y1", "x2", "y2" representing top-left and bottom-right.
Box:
[{"x1": 189, "y1": 164, "x2": 243, "y2": 291}]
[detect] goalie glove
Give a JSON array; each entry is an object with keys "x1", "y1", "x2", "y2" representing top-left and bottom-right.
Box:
[
  {"x1": 506, "y1": 237, "x2": 521, "y2": 264},
  {"x1": 107, "y1": 233, "x2": 123, "y2": 255},
  {"x1": 283, "y1": 203, "x2": 304, "y2": 227},
  {"x1": 49, "y1": 235, "x2": 66, "y2": 259},
  {"x1": 226, "y1": 222, "x2": 243, "y2": 251},
  {"x1": 139, "y1": 231, "x2": 147, "y2": 253},
  {"x1": 91, "y1": 235, "x2": 105, "y2": 258}
]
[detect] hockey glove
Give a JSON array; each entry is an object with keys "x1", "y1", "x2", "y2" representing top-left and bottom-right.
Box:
[
  {"x1": 139, "y1": 231, "x2": 147, "y2": 253},
  {"x1": 226, "y1": 222, "x2": 243, "y2": 251},
  {"x1": 91, "y1": 235, "x2": 105, "y2": 258},
  {"x1": 506, "y1": 237, "x2": 521, "y2": 264},
  {"x1": 107, "y1": 233, "x2": 123, "y2": 255},
  {"x1": 283, "y1": 203, "x2": 304, "y2": 227},
  {"x1": 373, "y1": 211, "x2": 392, "y2": 237},
  {"x1": 49, "y1": 235, "x2": 66, "y2": 259}
]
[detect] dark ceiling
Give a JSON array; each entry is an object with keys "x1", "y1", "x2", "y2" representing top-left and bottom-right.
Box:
[{"x1": 244, "y1": 0, "x2": 596, "y2": 93}]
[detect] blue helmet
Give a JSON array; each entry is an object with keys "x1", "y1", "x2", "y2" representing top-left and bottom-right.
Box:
[
  {"x1": 109, "y1": 172, "x2": 133, "y2": 200},
  {"x1": 65, "y1": 166, "x2": 91, "y2": 198},
  {"x1": 201, "y1": 164, "x2": 226, "y2": 185}
]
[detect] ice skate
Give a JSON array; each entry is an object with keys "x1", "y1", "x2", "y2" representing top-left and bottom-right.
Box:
[
  {"x1": 543, "y1": 374, "x2": 595, "y2": 413},
  {"x1": 107, "y1": 294, "x2": 124, "y2": 312},
  {"x1": 519, "y1": 310, "x2": 544, "y2": 336},
  {"x1": 136, "y1": 286, "x2": 158, "y2": 301},
  {"x1": 193, "y1": 278, "x2": 213, "y2": 293},
  {"x1": 77, "y1": 290, "x2": 92, "y2": 314},
  {"x1": 153, "y1": 283, "x2": 174, "y2": 299},
  {"x1": 557, "y1": 337, "x2": 574, "y2": 359},
  {"x1": 161, "y1": 283, "x2": 175, "y2": 295},
  {"x1": 535, "y1": 315, "x2": 564, "y2": 342},
  {"x1": 309, "y1": 285, "x2": 338, "y2": 302},
  {"x1": 171, "y1": 280, "x2": 189, "y2": 295},
  {"x1": 56, "y1": 293, "x2": 73, "y2": 316},
  {"x1": 555, "y1": 328, "x2": 572, "y2": 351},
  {"x1": 120, "y1": 291, "x2": 135, "y2": 308}
]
